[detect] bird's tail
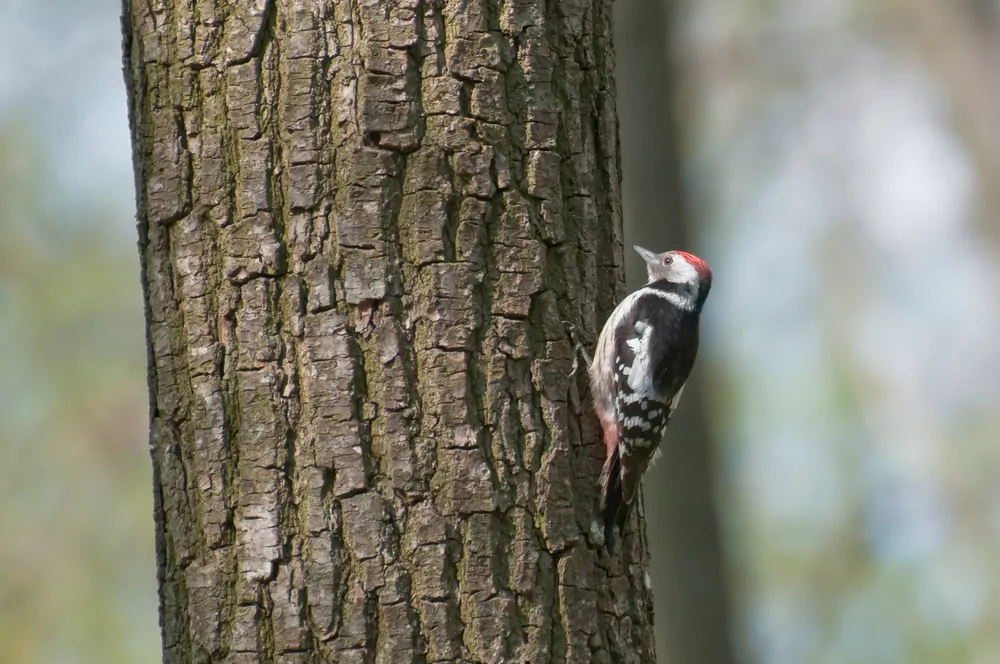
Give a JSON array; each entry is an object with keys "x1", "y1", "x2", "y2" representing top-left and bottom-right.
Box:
[{"x1": 599, "y1": 449, "x2": 631, "y2": 554}]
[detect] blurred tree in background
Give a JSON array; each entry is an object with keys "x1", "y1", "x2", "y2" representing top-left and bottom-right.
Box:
[
  {"x1": 615, "y1": 0, "x2": 738, "y2": 662},
  {"x1": 676, "y1": 0, "x2": 1000, "y2": 662}
]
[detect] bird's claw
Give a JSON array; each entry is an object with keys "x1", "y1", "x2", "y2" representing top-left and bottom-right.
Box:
[
  {"x1": 564, "y1": 321, "x2": 592, "y2": 378},
  {"x1": 569, "y1": 354, "x2": 581, "y2": 378}
]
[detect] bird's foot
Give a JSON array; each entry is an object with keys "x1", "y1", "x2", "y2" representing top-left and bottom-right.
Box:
[{"x1": 564, "y1": 321, "x2": 592, "y2": 377}]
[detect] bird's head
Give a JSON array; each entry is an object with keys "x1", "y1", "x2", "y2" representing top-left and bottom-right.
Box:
[{"x1": 634, "y1": 245, "x2": 713, "y2": 308}]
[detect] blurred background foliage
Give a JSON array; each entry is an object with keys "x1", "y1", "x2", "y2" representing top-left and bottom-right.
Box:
[
  {"x1": 670, "y1": 1, "x2": 1000, "y2": 663},
  {"x1": 0, "y1": 1, "x2": 157, "y2": 661},
  {"x1": 2, "y1": 0, "x2": 999, "y2": 662}
]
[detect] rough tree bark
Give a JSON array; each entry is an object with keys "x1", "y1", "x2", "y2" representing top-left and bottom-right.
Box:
[
  {"x1": 122, "y1": 0, "x2": 658, "y2": 662},
  {"x1": 615, "y1": 0, "x2": 738, "y2": 662}
]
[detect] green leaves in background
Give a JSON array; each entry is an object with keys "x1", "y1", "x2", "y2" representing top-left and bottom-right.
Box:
[{"x1": 0, "y1": 126, "x2": 159, "y2": 664}]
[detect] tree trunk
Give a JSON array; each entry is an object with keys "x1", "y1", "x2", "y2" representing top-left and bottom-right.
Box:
[
  {"x1": 615, "y1": 0, "x2": 738, "y2": 662},
  {"x1": 122, "y1": 0, "x2": 657, "y2": 662}
]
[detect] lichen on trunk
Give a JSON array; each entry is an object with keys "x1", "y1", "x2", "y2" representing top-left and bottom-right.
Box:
[{"x1": 123, "y1": 0, "x2": 656, "y2": 661}]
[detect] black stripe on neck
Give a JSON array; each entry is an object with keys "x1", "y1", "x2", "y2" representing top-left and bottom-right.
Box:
[{"x1": 646, "y1": 278, "x2": 696, "y2": 301}]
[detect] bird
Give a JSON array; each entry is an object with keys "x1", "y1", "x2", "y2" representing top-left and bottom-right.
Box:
[{"x1": 586, "y1": 245, "x2": 713, "y2": 553}]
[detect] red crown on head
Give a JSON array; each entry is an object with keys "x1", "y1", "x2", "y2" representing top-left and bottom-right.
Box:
[{"x1": 675, "y1": 251, "x2": 712, "y2": 282}]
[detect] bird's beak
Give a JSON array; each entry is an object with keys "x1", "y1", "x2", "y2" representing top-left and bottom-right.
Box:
[{"x1": 633, "y1": 245, "x2": 659, "y2": 265}]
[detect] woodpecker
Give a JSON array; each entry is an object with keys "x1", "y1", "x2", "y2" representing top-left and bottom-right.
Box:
[{"x1": 588, "y1": 246, "x2": 712, "y2": 553}]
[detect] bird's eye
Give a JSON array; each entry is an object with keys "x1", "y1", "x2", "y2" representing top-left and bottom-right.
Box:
[{"x1": 662, "y1": 256, "x2": 673, "y2": 266}]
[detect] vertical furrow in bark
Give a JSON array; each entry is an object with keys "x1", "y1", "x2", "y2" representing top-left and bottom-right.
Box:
[{"x1": 125, "y1": 0, "x2": 656, "y2": 661}]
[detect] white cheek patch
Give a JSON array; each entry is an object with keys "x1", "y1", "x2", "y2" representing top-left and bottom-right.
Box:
[{"x1": 666, "y1": 255, "x2": 699, "y2": 285}]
